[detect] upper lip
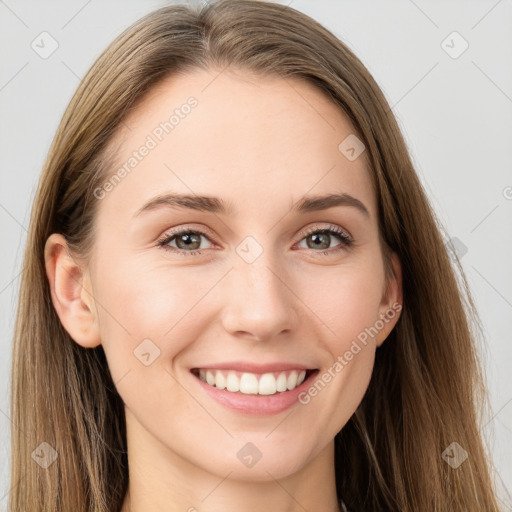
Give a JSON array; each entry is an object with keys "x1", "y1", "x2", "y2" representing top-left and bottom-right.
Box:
[{"x1": 191, "y1": 361, "x2": 317, "y2": 374}]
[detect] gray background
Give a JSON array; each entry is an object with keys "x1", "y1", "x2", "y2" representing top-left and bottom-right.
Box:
[{"x1": 1, "y1": 0, "x2": 511, "y2": 508}]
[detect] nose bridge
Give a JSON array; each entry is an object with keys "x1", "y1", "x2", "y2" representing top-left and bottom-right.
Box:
[
  {"x1": 221, "y1": 238, "x2": 296, "y2": 339},
  {"x1": 238, "y1": 250, "x2": 283, "y2": 300}
]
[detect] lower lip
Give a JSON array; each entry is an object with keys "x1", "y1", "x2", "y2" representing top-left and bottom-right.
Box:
[{"x1": 191, "y1": 370, "x2": 319, "y2": 415}]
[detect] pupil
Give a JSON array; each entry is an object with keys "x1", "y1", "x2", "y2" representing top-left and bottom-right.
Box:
[
  {"x1": 179, "y1": 233, "x2": 200, "y2": 249},
  {"x1": 310, "y1": 233, "x2": 329, "y2": 249}
]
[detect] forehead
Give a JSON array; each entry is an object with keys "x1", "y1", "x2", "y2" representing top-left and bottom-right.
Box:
[{"x1": 98, "y1": 67, "x2": 375, "y2": 223}]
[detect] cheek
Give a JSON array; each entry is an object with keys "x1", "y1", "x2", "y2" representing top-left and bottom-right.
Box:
[
  {"x1": 299, "y1": 256, "x2": 386, "y2": 345},
  {"x1": 92, "y1": 255, "x2": 220, "y2": 381},
  {"x1": 296, "y1": 270, "x2": 380, "y2": 443},
  {"x1": 92, "y1": 264, "x2": 199, "y2": 424},
  {"x1": 292, "y1": 255, "x2": 384, "y2": 425}
]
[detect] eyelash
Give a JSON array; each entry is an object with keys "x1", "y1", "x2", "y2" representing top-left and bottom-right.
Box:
[{"x1": 156, "y1": 224, "x2": 353, "y2": 258}]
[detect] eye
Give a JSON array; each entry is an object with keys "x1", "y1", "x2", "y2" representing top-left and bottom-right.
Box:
[
  {"x1": 157, "y1": 229, "x2": 214, "y2": 256},
  {"x1": 296, "y1": 225, "x2": 353, "y2": 255},
  {"x1": 157, "y1": 224, "x2": 353, "y2": 257}
]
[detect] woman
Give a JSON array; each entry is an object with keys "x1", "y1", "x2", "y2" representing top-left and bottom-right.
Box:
[{"x1": 9, "y1": 1, "x2": 503, "y2": 510}]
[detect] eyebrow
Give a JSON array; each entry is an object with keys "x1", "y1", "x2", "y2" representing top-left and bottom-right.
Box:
[{"x1": 133, "y1": 192, "x2": 370, "y2": 218}]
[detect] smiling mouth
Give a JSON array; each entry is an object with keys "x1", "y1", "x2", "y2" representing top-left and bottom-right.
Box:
[{"x1": 190, "y1": 368, "x2": 318, "y2": 396}]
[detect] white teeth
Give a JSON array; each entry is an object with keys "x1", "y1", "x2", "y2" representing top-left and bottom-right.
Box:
[
  {"x1": 259, "y1": 373, "x2": 277, "y2": 395},
  {"x1": 276, "y1": 372, "x2": 288, "y2": 392},
  {"x1": 206, "y1": 370, "x2": 215, "y2": 386},
  {"x1": 240, "y1": 373, "x2": 259, "y2": 394},
  {"x1": 196, "y1": 369, "x2": 310, "y2": 395},
  {"x1": 214, "y1": 371, "x2": 226, "y2": 390},
  {"x1": 286, "y1": 370, "x2": 298, "y2": 390},
  {"x1": 226, "y1": 372, "x2": 240, "y2": 392}
]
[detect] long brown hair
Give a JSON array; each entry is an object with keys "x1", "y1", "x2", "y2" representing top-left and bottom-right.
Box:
[{"x1": 9, "y1": 1, "x2": 504, "y2": 510}]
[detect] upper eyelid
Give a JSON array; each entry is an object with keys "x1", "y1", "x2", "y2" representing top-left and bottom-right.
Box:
[{"x1": 302, "y1": 224, "x2": 351, "y2": 238}]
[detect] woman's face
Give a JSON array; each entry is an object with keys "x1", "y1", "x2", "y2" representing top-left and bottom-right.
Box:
[{"x1": 58, "y1": 68, "x2": 401, "y2": 482}]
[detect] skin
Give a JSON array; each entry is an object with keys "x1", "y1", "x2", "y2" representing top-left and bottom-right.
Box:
[{"x1": 44, "y1": 68, "x2": 402, "y2": 512}]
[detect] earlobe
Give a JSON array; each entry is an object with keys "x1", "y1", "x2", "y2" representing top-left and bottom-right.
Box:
[
  {"x1": 375, "y1": 252, "x2": 403, "y2": 347},
  {"x1": 44, "y1": 233, "x2": 101, "y2": 348}
]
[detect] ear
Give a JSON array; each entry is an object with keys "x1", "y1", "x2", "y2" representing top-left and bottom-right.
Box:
[
  {"x1": 44, "y1": 233, "x2": 101, "y2": 348},
  {"x1": 375, "y1": 251, "x2": 403, "y2": 348}
]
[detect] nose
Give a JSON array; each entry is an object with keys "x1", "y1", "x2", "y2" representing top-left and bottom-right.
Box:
[{"x1": 220, "y1": 250, "x2": 298, "y2": 342}]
